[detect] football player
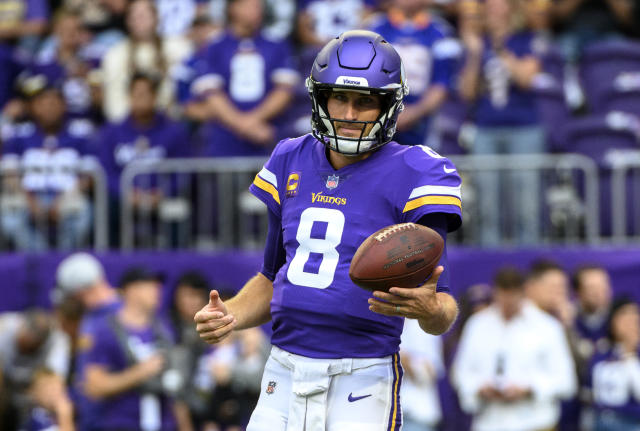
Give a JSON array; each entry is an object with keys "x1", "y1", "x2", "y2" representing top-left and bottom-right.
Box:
[{"x1": 195, "y1": 30, "x2": 461, "y2": 430}]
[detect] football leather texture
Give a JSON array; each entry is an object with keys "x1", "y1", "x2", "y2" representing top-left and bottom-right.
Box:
[{"x1": 349, "y1": 223, "x2": 444, "y2": 292}]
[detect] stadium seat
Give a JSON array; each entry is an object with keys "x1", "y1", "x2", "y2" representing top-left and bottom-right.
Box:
[
  {"x1": 559, "y1": 113, "x2": 640, "y2": 236},
  {"x1": 594, "y1": 72, "x2": 640, "y2": 116},
  {"x1": 579, "y1": 39, "x2": 640, "y2": 111}
]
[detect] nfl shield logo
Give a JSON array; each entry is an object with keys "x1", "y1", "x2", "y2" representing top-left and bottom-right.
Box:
[
  {"x1": 326, "y1": 174, "x2": 339, "y2": 189},
  {"x1": 266, "y1": 381, "x2": 277, "y2": 394}
]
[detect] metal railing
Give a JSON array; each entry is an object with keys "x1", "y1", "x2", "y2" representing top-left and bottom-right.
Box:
[
  {"x1": 449, "y1": 153, "x2": 600, "y2": 245},
  {"x1": 610, "y1": 150, "x2": 640, "y2": 242},
  {"x1": 119, "y1": 153, "x2": 601, "y2": 250},
  {"x1": 120, "y1": 157, "x2": 268, "y2": 250},
  {"x1": 0, "y1": 156, "x2": 109, "y2": 250}
]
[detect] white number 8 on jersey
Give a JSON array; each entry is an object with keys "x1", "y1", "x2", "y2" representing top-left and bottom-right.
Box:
[{"x1": 287, "y1": 207, "x2": 345, "y2": 289}]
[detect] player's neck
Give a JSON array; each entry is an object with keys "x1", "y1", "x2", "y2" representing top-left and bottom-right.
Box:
[{"x1": 327, "y1": 148, "x2": 371, "y2": 170}]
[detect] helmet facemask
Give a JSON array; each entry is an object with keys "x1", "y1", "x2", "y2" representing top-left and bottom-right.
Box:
[{"x1": 307, "y1": 79, "x2": 405, "y2": 156}]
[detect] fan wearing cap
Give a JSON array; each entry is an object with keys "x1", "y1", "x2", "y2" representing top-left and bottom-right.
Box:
[
  {"x1": 79, "y1": 266, "x2": 190, "y2": 431},
  {"x1": 0, "y1": 72, "x2": 94, "y2": 251},
  {"x1": 54, "y1": 252, "x2": 122, "y2": 431},
  {"x1": 588, "y1": 297, "x2": 640, "y2": 431},
  {"x1": 195, "y1": 30, "x2": 461, "y2": 430}
]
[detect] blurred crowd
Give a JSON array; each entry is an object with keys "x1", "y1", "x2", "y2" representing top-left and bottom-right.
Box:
[
  {"x1": 1, "y1": 253, "x2": 638, "y2": 431},
  {"x1": 0, "y1": 0, "x2": 638, "y2": 250}
]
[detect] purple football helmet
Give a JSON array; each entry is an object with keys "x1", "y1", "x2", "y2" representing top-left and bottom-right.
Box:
[{"x1": 306, "y1": 30, "x2": 408, "y2": 155}]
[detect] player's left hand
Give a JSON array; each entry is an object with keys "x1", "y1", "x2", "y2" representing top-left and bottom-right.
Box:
[{"x1": 368, "y1": 266, "x2": 445, "y2": 319}]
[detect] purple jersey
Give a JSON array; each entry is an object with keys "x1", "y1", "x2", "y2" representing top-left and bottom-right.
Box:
[
  {"x1": 1, "y1": 119, "x2": 94, "y2": 194},
  {"x1": 96, "y1": 113, "x2": 190, "y2": 197},
  {"x1": 369, "y1": 13, "x2": 459, "y2": 146},
  {"x1": 79, "y1": 312, "x2": 177, "y2": 430},
  {"x1": 73, "y1": 300, "x2": 122, "y2": 431},
  {"x1": 249, "y1": 134, "x2": 462, "y2": 358},
  {"x1": 475, "y1": 31, "x2": 540, "y2": 127},
  {"x1": 192, "y1": 31, "x2": 299, "y2": 157},
  {"x1": 588, "y1": 346, "x2": 640, "y2": 419}
]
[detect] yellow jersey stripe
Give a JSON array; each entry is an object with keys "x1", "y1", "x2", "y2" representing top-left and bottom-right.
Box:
[
  {"x1": 391, "y1": 353, "x2": 400, "y2": 429},
  {"x1": 402, "y1": 195, "x2": 462, "y2": 213},
  {"x1": 253, "y1": 175, "x2": 280, "y2": 205}
]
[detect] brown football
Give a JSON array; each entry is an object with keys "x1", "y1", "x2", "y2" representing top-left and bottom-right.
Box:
[{"x1": 349, "y1": 223, "x2": 444, "y2": 292}]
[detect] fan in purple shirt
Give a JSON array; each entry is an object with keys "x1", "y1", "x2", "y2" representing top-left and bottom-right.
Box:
[
  {"x1": 587, "y1": 298, "x2": 640, "y2": 431},
  {"x1": 1, "y1": 74, "x2": 93, "y2": 251},
  {"x1": 96, "y1": 72, "x2": 190, "y2": 247},
  {"x1": 195, "y1": 30, "x2": 461, "y2": 431},
  {"x1": 78, "y1": 267, "x2": 183, "y2": 431},
  {"x1": 31, "y1": 9, "x2": 102, "y2": 122},
  {"x1": 369, "y1": 0, "x2": 459, "y2": 147},
  {"x1": 0, "y1": 0, "x2": 49, "y2": 110},
  {"x1": 191, "y1": 0, "x2": 299, "y2": 157}
]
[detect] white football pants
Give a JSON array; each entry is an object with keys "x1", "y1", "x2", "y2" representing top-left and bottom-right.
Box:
[{"x1": 246, "y1": 346, "x2": 403, "y2": 431}]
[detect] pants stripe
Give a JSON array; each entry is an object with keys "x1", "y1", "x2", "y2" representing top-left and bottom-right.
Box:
[{"x1": 387, "y1": 352, "x2": 403, "y2": 431}]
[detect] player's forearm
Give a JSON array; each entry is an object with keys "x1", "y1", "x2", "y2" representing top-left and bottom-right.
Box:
[
  {"x1": 226, "y1": 273, "x2": 273, "y2": 330},
  {"x1": 418, "y1": 292, "x2": 458, "y2": 335},
  {"x1": 250, "y1": 86, "x2": 294, "y2": 122}
]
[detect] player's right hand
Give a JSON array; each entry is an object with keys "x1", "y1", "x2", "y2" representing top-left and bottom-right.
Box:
[{"x1": 194, "y1": 290, "x2": 237, "y2": 344}]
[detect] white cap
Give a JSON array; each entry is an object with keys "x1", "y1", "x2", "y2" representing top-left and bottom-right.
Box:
[{"x1": 53, "y1": 253, "x2": 105, "y2": 303}]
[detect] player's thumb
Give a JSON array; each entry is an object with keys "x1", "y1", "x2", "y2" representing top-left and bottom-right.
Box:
[
  {"x1": 208, "y1": 290, "x2": 222, "y2": 308},
  {"x1": 428, "y1": 266, "x2": 445, "y2": 290}
]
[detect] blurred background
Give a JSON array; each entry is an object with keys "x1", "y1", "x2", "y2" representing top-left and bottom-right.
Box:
[{"x1": 0, "y1": 0, "x2": 639, "y2": 430}]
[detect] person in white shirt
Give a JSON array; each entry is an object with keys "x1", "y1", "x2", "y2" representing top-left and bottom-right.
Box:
[
  {"x1": 400, "y1": 318, "x2": 444, "y2": 431},
  {"x1": 452, "y1": 266, "x2": 577, "y2": 431}
]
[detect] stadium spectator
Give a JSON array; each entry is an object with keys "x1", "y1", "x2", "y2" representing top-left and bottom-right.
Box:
[
  {"x1": 369, "y1": 0, "x2": 460, "y2": 146},
  {"x1": 64, "y1": 0, "x2": 128, "y2": 35},
  {"x1": 168, "y1": 271, "x2": 216, "y2": 429},
  {"x1": 458, "y1": 0, "x2": 545, "y2": 246},
  {"x1": 0, "y1": 0, "x2": 49, "y2": 110},
  {"x1": 551, "y1": 0, "x2": 635, "y2": 62},
  {"x1": 207, "y1": 0, "x2": 297, "y2": 42},
  {"x1": 525, "y1": 259, "x2": 584, "y2": 431},
  {"x1": 96, "y1": 72, "x2": 190, "y2": 247},
  {"x1": 570, "y1": 263, "x2": 615, "y2": 431},
  {"x1": 195, "y1": 30, "x2": 461, "y2": 429},
  {"x1": 441, "y1": 283, "x2": 493, "y2": 431},
  {"x1": 32, "y1": 9, "x2": 102, "y2": 123},
  {"x1": 54, "y1": 252, "x2": 122, "y2": 431},
  {"x1": 400, "y1": 318, "x2": 445, "y2": 431},
  {"x1": 79, "y1": 266, "x2": 188, "y2": 431},
  {"x1": 202, "y1": 327, "x2": 268, "y2": 431},
  {"x1": 155, "y1": 0, "x2": 210, "y2": 38},
  {"x1": 452, "y1": 266, "x2": 577, "y2": 431},
  {"x1": 571, "y1": 264, "x2": 614, "y2": 375},
  {"x1": 100, "y1": 0, "x2": 192, "y2": 121},
  {"x1": 588, "y1": 297, "x2": 640, "y2": 431},
  {"x1": 296, "y1": 0, "x2": 376, "y2": 50},
  {"x1": 24, "y1": 368, "x2": 75, "y2": 431},
  {"x1": 526, "y1": 259, "x2": 574, "y2": 327},
  {"x1": 0, "y1": 74, "x2": 94, "y2": 251},
  {"x1": 0, "y1": 309, "x2": 71, "y2": 430},
  {"x1": 193, "y1": 0, "x2": 299, "y2": 157},
  {"x1": 174, "y1": 16, "x2": 219, "y2": 125}
]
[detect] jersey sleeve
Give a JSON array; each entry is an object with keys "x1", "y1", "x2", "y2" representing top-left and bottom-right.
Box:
[
  {"x1": 270, "y1": 40, "x2": 300, "y2": 87},
  {"x1": 248, "y1": 139, "x2": 289, "y2": 218},
  {"x1": 400, "y1": 146, "x2": 462, "y2": 232}
]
